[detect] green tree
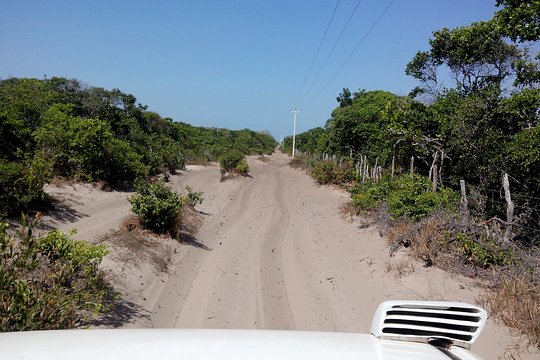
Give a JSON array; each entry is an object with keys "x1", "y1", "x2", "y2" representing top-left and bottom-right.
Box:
[
  {"x1": 35, "y1": 104, "x2": 112, "y2": 181},
  {"x1": 406, "y1": 21, "x2": 519, "y2": 94},
  {"x1": 494, "y1": 0, "x2": 540, "y2": 43},
  {"x1": 326, "y1": 90, "x2": 397, "y2": 160}
]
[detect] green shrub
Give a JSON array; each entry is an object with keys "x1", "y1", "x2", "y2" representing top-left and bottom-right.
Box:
[
  {"x1": 350, "y1": 175, "x2": 458, "y2": 220},
  {"x1": 350, "y1": 177, "x2": 396, "y2": 211},
  {"x1": 129, "y1": 180, "x2": 185, "y2": 233},
  {"x1": 311, "y1": 159, "x2": 354, "y2": 185},
  {"x1": 455, "y1": 232, "x2": 514, "y2": 268},
  {"x1": 35, "y1": 104, "x2": 113, "y2": 181},
  {"x1": 105, "y1": 138, "x2": 148, "y2": 185},
  {"x1": 219, "y1": 150, "x2": 249, "y2": 176},
  {"x1": 0, "y1": 155, "x2": 52, "y2": 215},
  {"x1": 0, "y1": 216, "x2": 110, "y2": 331},
  {"x1": 235, "y1": 159, "x2": 249, "y2": 175},
  {"x1": 387, "y1": 176, "x2": 458, "y2": 220},
  {"x1": 184, "y1": 186, "x2": 204, "y2": 207},
  {"x1": 311, "y1": 160, "x2": 335, "y2": 185}
]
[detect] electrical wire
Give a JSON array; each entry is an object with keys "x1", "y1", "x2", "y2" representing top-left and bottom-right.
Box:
[
  {"x1": 305, "y1": 0, "x2": 395, "y2": 107},
  {"x1": 299, "y1": 0, "x2": 364, "y2": 106},
  {"x1": 295, "y1": 0, "x2": 341, "y2": 105}
]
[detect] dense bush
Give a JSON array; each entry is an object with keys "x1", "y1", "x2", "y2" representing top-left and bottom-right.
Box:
[
  {"x1": 350, "y1": 175, "x2": 458, "y2": 220},
  {"x1": 35, "y1": 104, "x2": 113, "y2": 181},
  {"x1": 129, "y1": 180, "x2": 185, "y2": 233},
  {"x1": 350, "y1": 179, "x2": 393, "y2": 211},
  {"x1": 455, "y1": 231, "x2": 514, "y2": 268},
  {"x1": 310, "y1": 159, "x2": 354, "y2": 185},
  {"x1": 0, "y1": 155, "x2": 52, "y2": 215},
  {"x1": 387, "y1": 176, "x2": 458, "y2": 220},
  {"x1": 104, "y1": 138, "x2": 148, "y2": 185},
  {"x1": 219, "y1": 150, "x2": 250, "y2": 176},
  {"x1": 0, "y1": 217, "x2": 110, "y2": 331}
]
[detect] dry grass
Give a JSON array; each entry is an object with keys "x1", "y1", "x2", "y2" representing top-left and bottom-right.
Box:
[
  {"x1": 100, "y1": 229, "x2": 171, "y2": 273},
  {"x1": 387, "y1": 216, "x2": 456, "y2": 269},
  {"x1": 339, "y1": 200, "x2": 359, "y2": 222},
  {"x1": 257, "y1": 156, "x2": 272, "y2": 163},
  {"x1": 170, "y1": 205, "x2": 203, "y2": 239},
  {"x1": 385, "y1": 258, "x2": 415, "y2": 278},
  {"x1": 120, "y1": 215, "x2": 144, "y2": 233},
  {"x1": 288, "y1": 155, "x2": 309, "y2": 170},
  {"x1": 480, "y1": 272, "x2": 540, "y2": 349}
]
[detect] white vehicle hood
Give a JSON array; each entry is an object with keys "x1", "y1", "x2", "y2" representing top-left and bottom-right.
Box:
[{"x1": 0, "y1": 329, "x2": 482, "y2": 360}]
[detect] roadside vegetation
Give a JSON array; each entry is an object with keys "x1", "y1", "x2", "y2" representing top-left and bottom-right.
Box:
[
  {"x1": 286, "y1": 0, "x2": 540, "y2": 348},
  {"x1": 126, "y1": 180, "x2": 204, "y2": 239},
  {"x1": 0, "y1": 215, "x2": 112, "y2": 331},
  {"x1": 219, "y1": 150, "x2": 250, "y2": 180}
]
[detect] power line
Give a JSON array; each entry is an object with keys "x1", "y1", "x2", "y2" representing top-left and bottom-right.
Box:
[
  {"x1": 295, "y1": 0, "x2": 341, "y2": 105},
  {"x1": 305, "y1": 0, "x2": 395, "y2": 107},
  {"x1": 299, "y1": 0, "x2": 364, "y2": 106}
]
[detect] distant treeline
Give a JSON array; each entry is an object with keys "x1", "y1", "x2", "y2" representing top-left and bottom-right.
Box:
[{"x1": 0, "y1": 77, "x2": 276, "y2": 215}]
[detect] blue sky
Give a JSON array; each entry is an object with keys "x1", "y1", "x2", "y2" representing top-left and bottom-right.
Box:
[{"x1": 0, "y1": 1, "x2": 498, "y2": 139}]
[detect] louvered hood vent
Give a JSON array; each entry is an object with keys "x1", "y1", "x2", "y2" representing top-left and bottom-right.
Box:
[{"x1": 370, "y1": 300, "x2": 487, "y2": 349}]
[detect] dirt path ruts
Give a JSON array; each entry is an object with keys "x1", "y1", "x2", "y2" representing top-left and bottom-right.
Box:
[{"x1": 42, "y1": 151, "x2": 539, "y2": 359}]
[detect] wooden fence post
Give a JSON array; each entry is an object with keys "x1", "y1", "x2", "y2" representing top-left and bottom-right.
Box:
[
  {"x1": 503, "y1": 173, "x2": 514, "y2": 242},
  {"x1": 410, "y1": 156, "x2": 414, "y2": 176},
  {"x1": 460, "y1": 180, "x2": 469, "y2": 222},
  {"x1": 432, "y1": 165, "x2": 438, "y2": 192},
  {"x1": 391, "y1": 155, "x2": 395, "y2": 178},
  {"x1": 439, "y1": 150, "x2": 444, "y2": 186}
]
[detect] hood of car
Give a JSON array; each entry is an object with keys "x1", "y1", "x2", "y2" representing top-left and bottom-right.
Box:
[{"x1": 0, "y1": 328, "x2": 481, "y2": 360}]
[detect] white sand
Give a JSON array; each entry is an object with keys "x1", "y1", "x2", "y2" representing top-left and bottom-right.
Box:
[{"x1": 42, "y1": 151, "x2": 538, "y2": 359}]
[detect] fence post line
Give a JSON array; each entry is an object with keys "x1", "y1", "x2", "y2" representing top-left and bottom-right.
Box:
[
  {"x1": 503, "y1": 173, "x2": 514, "y2": 242},
  {"x1": 460, "y1": 180, "x2": 469, "y2": 222}
]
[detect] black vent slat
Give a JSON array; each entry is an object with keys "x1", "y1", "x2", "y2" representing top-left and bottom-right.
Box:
[
  {"x1": 384, "y1": 319, "x2": 478, "y2": 333},
  {"x1": 387, "y1": 310, "x2": 480, "y2": 323},
  {"x1": 392, "y1": 305, "x2": 480, "y2": 313},
  {"x1": 381, "y1": 327, "x2": 473, "y2": 342}
]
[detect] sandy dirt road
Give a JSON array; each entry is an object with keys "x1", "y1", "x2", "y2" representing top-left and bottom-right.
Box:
[{"x1": 43, "y1": 151, "x2": 538, "y2": 359}]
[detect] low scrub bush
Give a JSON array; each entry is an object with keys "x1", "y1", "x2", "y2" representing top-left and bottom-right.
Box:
[
  {"x1": 219, "y1": 150, "x2": 249, "y2": 176},
  {"x1": 0, "y1": 154, "x2": 52, "y2": 215},
  {"x1": 311, "y1": 159, "x2": 354, "y2": 185},
  {"x1": 0, "y1": 216, "x2": 111, "y2": 331},
  {"x1": 350, "y1": 175, "x2": 458, "y2": 220},
  {"x1": 129, "y1": 180, "x2": 185, "y2": 234},
  {"x1": 350, "y1": 178, "x2": 395, "y2": 211},
  {"x1": 387, "y1": 175, "x2": 458, "y2": 220},
  {"x1": 455, "y1": 231, "x2": 514, "y2": 268},
  {"x1": 184, "y1": 186, "x2": 204, "y2": 207},
  {"x1": 104, "y1": 138, "x2": 148, "y2": 186}
]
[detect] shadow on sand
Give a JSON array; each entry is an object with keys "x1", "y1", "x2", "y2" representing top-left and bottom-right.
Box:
[
  {"x1": 177, "y1": 232, "x2": 212, "y2": 251},
  {"x1": 45, "y1": 198, "x2": 88, "y2": 224},
  {"x1": 85, "y1": 295, "x2": 151, "y2": 328}
]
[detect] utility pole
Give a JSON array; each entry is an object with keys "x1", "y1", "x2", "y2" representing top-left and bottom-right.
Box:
[{"x1": 290, "y1": 108, "x2": 301, "y2": 158}]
